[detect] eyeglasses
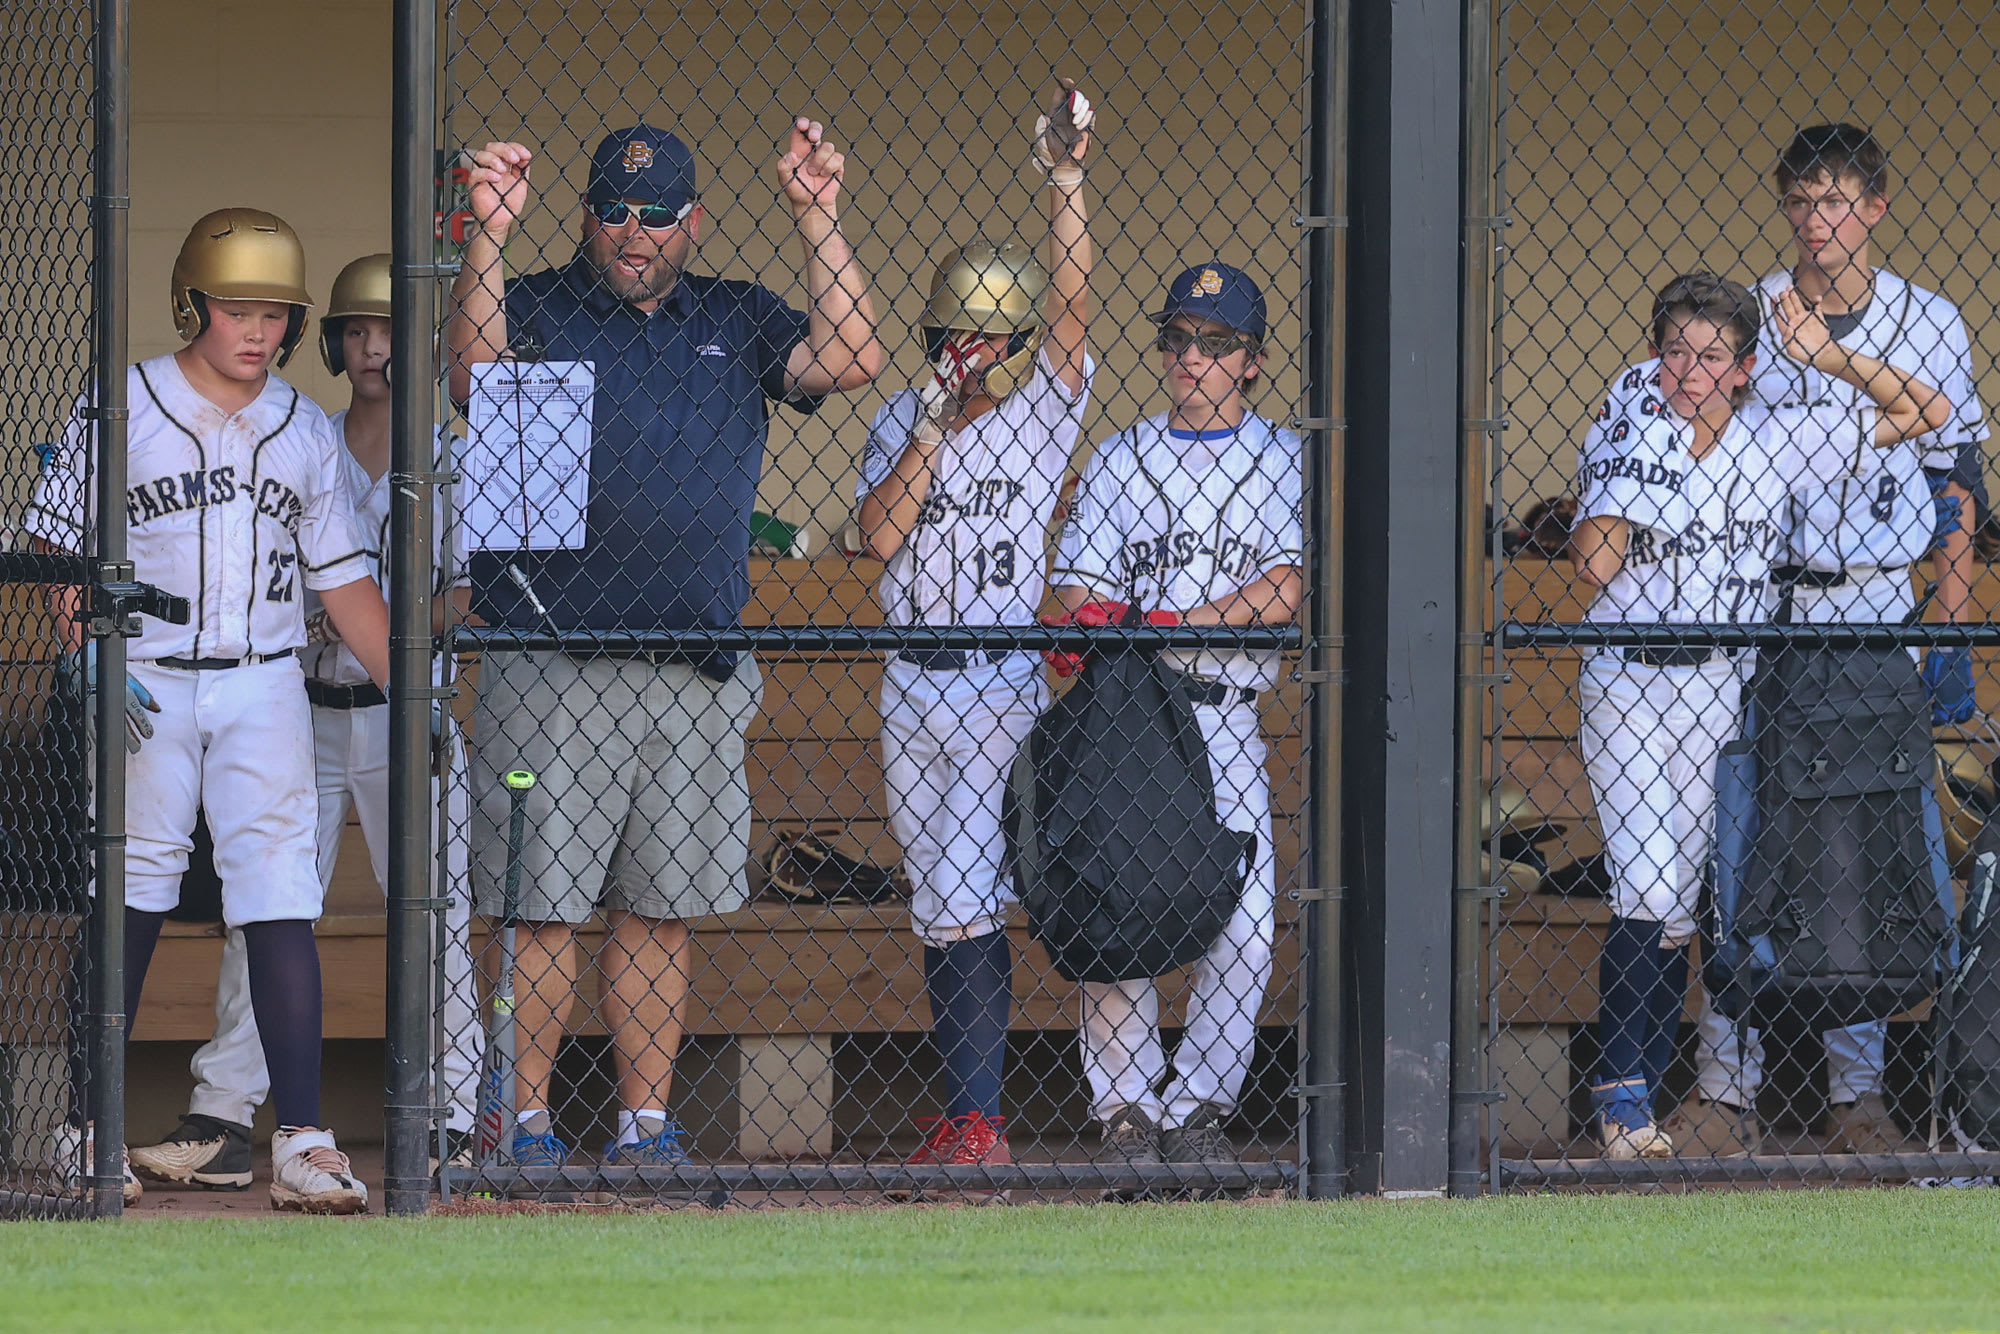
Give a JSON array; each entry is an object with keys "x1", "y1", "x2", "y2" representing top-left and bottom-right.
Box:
[
  {"x1": 590, "y1": 198, "x2": 696, "y2": 230},
  {"x1": 1154, "y1": 327, "x2": 1256, "y2": 358}
]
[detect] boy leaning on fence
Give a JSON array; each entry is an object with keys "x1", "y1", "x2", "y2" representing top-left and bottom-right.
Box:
[{"x1": 1679, "y1": 124, "x2": 1992, "y2": 1157}]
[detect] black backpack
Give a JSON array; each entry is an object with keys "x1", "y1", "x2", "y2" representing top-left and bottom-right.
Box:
[
  {"x1": 1017, "y1": 633, "x2": 1253, "y2": 984},
  {"x1": 1705, "y1": 643, "x2": 1950, "y2": 1028}
]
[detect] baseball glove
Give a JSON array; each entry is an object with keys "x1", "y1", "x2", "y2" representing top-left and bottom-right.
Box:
[{"x1": 762, "y1": 830, "x2": 905, "y2": 905}]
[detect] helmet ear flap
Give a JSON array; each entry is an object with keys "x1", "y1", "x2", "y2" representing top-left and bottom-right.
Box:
[
  {"x1": 178, "y1": 289, "x2": 212, "y2": 344},
  {"x1": 320, "y1": 316, "x2": 347, "y2": 377},
  {"x1": 274, "y1": 305, "x2": 309, "y2": 369}
]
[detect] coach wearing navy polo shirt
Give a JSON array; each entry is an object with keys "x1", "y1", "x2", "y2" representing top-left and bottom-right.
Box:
[{"x1": 446, "y1": 118, "x2": 885, "y2": 1168}]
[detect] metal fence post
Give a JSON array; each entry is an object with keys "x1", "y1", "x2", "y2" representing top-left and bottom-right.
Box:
[
  {"x1": 1299, "y1": 0, "x2": 1348, "y2": 1201},
  {"x1": 87, "y1": 0, "x2": 132, "y2": 1221},
  {"x1": 385, "y1": 0, "x2": 441, "y2": 1217},
  {"x1": 1449, "y1": 0, "x2": 1500, "y2": 1200},
  {"x1": 1339, "y1": 0, "x2": 1466, "y2": 1196}
]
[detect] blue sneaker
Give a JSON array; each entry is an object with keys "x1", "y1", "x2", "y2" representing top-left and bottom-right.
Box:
[
  {"x1": 603, "y1": 1122, "x2": 690, "y2": 1166},
  {"x1": 510, "y1": 1129, "x2": 570, "y2": 1168}
]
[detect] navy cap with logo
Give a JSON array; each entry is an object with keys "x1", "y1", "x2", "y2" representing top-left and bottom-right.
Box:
[
  {"x1": 1149, "y1": 262, "x2": 1267, "y2": 342},
  {"x1": 586, "y1": 125, "x2": 698, "y2": 214}
]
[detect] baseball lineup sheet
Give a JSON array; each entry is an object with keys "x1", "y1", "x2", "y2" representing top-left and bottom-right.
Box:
[{"x1": 463, "y1": 358, "x2": 595, "y2": 550}]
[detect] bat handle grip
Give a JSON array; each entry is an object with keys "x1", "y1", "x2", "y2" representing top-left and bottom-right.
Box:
[{"x1": 503, "y1": 793, "x2": 528, "y2": 920}]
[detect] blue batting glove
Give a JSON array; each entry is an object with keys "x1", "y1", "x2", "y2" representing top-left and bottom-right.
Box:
[
  {"x1": 61, "y1": 643, "x2": 161, "y2": 754},
  {"x1": 1922, "y1": 646, "x2": 1977, "y2": 726}
]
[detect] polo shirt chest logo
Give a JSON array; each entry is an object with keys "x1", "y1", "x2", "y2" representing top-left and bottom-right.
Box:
[{"x1": 696, "y1": 343, "x2": 726, "y2": 357}]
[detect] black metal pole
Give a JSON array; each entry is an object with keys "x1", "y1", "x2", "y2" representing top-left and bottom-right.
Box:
[
  {"x1": 1299, "y1": 0, "x2": 1348, "y2": 1201},
  {"x1": 385, "y1": 0, "x2": 440, "y2": 1217},
  {"x1": 1340, "y1": 0, "x2": 1465, "y2": 1195},
  {"x1": 1449, "y1": 0, "x2": 1498, "y2": 1200},
  {"x1": 87, "y1": 0, "x2": 131, "y2": 1220}
]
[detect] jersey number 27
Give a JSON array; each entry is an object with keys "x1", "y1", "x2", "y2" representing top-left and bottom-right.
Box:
[{"x1": 266, "y1": 550, "x2": 297, "y2": 602}]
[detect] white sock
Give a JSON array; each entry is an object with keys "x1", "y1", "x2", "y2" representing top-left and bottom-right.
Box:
[
  {"x1": 516, "y1": 1109, "x2": 550, "y2": 1134},
  {"x1": 617, "y1": 1109, "x2": 667, "y2": 1147}
]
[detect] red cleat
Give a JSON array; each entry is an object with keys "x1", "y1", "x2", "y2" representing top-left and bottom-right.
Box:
[{"x1": 908, "y1": 1112, "x2": 1012, "y2": 1166}]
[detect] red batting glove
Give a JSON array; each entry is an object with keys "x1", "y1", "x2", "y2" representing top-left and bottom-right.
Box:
[
  {"x1": 1141, "y1": 609, "x2": 1181, "y2": 628},
  {"x1": 1041, "y1": 600, "x2": 1127, "y2": 678}
]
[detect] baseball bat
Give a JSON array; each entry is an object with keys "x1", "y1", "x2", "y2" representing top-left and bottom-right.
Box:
[{"x1": 477, "y1": 768, "x2": 536, "y2": 1163}]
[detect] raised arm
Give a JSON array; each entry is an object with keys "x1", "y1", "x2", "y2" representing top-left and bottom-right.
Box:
[
  {"x1": 1036, "y1": 81, "x2": 1094, "y2": 398},
  {"x1": 1773, "y1": 287, "x2": 1952, "y2": 445},
  {"x1": 776, "y1": 118, "x2": 887, "y2": 396},
  {"x1": 446, "y1": 141, "x2": 534, "y2": 405}
]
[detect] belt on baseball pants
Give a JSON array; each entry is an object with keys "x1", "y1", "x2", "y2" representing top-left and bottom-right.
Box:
[
  {"x1": 1619, "y1": 645, "x2": 1720, "y2": 669},
  {"x1": 151, "y1": 647, "x2": 295, "y2": 672},
  {"x1": 1772, "y1": 562, "x2": 1906, "y2": 589},
  {"x1": 305, "y1": 678, "x2": 387, "y2": 710},
  {"x1": 897, "y1": 648, "x2": 1007, "y2": 670}
]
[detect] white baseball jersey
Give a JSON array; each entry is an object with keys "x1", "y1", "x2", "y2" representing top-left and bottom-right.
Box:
[
  {"x1": 1744, "y1": 272, "x2": 1960, "y2": 568},
  {"x1": 1053, "y1": 413, "x2": 1303, "y2": 691},
  {"x1": 299, "y1": 412, "x2": 471, "y2": 687},
  {"x1": 1751, "y1": 268, "x2": 1985, "y2": 533},
  {"x1": 857, "y1": 347, "x2": 1092, "y2": 627},
  {"x1": 24, "y1": 353, "x2": 371, "y2": 661},
  {"x1": 1576, "y1": 370, "x2": 1866, "y2": 625}
]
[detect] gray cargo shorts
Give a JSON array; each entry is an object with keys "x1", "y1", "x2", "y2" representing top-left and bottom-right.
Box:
[{"x1": 469, "y1": 649, "x2": 763, "y2": 924}]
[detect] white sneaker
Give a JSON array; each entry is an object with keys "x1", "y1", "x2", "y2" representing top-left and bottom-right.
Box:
[
  {"x1": 270, "y1": 1127, "x2": 368, "y2": 1215},
  {"x1": 51, "y1": 1123, "x2": 142, "y2": 1206},
  {"x1": 1598, "y1": 1111, "x2": 1674, "y2": 1160}
]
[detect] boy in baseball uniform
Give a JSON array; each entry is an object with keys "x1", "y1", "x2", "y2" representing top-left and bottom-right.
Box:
[
  {"x1": 1046, "y1": 261, "x2": 1303, "y2": 1168},
  {"x1": 1568, "y1": 273, "x2": 1949, "y2": 1158},
  {"x1": 27, "y1": 210, "x2": 392, "y2": 1213},
  {"x1": 1676, "y1": 124, "x2": 1990, "y2": 1156},
  {"x1": 128, "y1": 253, "x2": 486, "y2": 1188},
  {"x1": 853, "y1": 83, "x2": 1096, "y2": 1169}
]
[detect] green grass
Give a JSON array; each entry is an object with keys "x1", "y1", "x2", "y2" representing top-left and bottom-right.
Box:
[{"x1": 3, "y1": 1191, "x2": 1999, "y2": 1331}]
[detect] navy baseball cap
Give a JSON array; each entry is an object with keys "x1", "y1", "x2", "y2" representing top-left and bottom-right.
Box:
[
  {"x1": 1149, "y1": 262, "x2": 1267, "y2": 341},
  {"x1": 586, "y1": 126, "x2": 697, "y2": 212}
]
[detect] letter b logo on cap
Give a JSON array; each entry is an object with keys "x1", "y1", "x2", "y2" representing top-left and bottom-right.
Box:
[
  {"x1": 622, "y1": 140, "x2": 655, "y2": 173},
  {"x1": 1195, "y1": 268, "x2": 1224, "y2": 296}
]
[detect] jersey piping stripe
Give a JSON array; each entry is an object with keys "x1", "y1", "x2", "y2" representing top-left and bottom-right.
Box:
[
  {"x1": 244, "y1": 387, "x2": 302, "y2": 655},
  {"x1": 137, "y1": 361, "x2": 210, "y2": 658}
]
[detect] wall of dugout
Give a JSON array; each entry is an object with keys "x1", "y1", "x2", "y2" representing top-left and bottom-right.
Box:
[{"x1": 31, "y1": 0, "x2": 2000, "y2": 1219}]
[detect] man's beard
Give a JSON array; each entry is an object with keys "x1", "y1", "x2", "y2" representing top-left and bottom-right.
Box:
[{"x1": 590, "y1": 238, "x2": 681, "y2": 302}]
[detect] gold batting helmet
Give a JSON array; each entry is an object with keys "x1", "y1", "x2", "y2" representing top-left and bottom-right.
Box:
[
  {"x1": 923, "y1": 239, "x2": 1047, "y2": 400},
  {"x1": 320, "y1": 253, "x2": 392, "y2": 375},
  {"x1": 1936, "y1": 740, "x2": 1999, "y2": 880},
  {"x1": 170, "y1": 208, "x2": 313, "y2": 367}
]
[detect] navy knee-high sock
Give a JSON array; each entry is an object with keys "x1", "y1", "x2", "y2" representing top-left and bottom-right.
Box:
[
  {"x1": 924, "y1": 931, "x2": 1013, "y2": 1121},
  {"x1": 241, "y1": 919, "x2": 322, "y2": 1128},
  {"x1": 1594, "y1": 916, "x2": 1666, "y2": 1112},
  {"x1": 1641, "y1": 941, "x2": 1689, "y2": 1107},
  {"x1": 68, "y1": 908, "x2": 167, "y2": 1119}
]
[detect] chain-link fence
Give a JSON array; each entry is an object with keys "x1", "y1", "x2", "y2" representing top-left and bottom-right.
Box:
[
  {"x1": 1486, "y1": 0, "x2": 2000, "y2": 1188},
  {"x1": 389, "y1": 0, "x2": 1330, "y2": 1205},
  {"x1": 0, "y1": 0, "x2": 135, "y2": 1219}
]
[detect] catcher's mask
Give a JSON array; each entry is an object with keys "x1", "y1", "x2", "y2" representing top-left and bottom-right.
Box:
[
  {"x1": 171, "y1": 208, "x2": 313, "y2": 368},
  {"x1": 922, "y1": 238, "x2": 1047, "y2": 400},
  {"x1": 319, "y1": 253, "x2": 392, "y2": 376}
]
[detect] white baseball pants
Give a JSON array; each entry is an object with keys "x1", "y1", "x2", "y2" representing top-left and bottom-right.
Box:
[
  {"x1": 123, "y1": 656, "x2": 323, "y2": 925},
  {"x1": 1078, "y1": 694, "x2": 1275, "y2": 1131},
  {"x1": 879, "y1": 651, "x2": 1048, "y2": 947},
  {"x1": 1576, "y1": 651, "x2": 1743, "y2": 944}
]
